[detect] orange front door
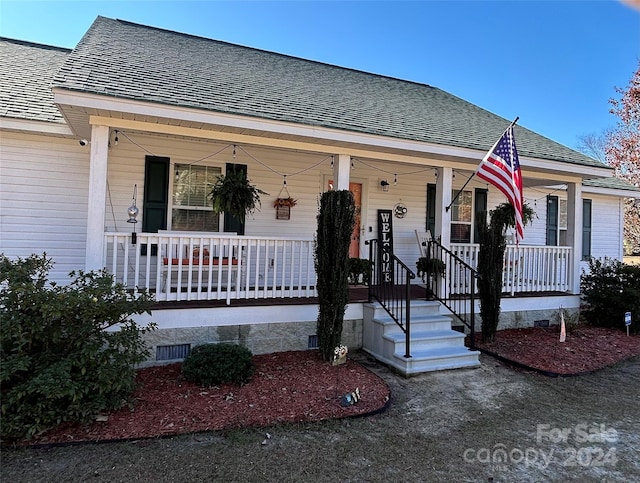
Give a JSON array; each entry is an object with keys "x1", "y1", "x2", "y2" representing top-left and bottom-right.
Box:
[
  {"x1": 327, "y1": 181, "x2": 362, "y2": 258},
  {"x1": 349, "y1": 182, "x2": 362, "y2": 258}
]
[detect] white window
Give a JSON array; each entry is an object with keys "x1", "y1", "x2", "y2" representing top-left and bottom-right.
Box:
[
  {"x1": 171, "y1": 164, "x2": 221, "y2": 231},
  {"x1": 450, "y1": 189, "x2": 472, "y2": 243}
]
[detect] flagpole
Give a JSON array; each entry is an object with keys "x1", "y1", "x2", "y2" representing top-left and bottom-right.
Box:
[
  {"x1": 445, "y1": 172, "x2": 476, "y2": 212},
  {"x1": 445, "y1": 117, "x2": 520, "y2": 212}
]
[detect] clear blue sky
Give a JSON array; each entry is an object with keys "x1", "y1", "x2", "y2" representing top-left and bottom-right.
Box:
[{"x1": 1, "y1": 1, "x2": 638, "y2": 150}]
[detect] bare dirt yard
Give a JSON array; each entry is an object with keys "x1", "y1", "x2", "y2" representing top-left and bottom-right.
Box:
[{"x1": 3, "y1": 327, "x2": 639, "y2": 482}]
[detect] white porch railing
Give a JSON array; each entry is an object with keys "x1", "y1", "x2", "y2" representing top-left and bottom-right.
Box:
[
  {"x1": 104, "y1": 233, "x2": 317, "y2": 304},
  {"x1": 104, "y1": 234, "x2": 572, "y2": 303},
  {"x1": 450, "y1": 243, "x2": 573, "y2": 295}
]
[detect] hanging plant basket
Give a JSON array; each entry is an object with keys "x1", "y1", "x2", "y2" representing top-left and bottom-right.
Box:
[
  {"x1": 274, "y1": 185, "x2": 296, "y2": 220},
  {"x1": 209, "y1": 170, "x2": 268, "y2": 218},
  {"x1": 273, "y1": 197, "x2": 297, "y2": 208}
]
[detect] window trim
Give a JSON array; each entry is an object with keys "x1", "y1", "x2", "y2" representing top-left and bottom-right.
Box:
[
  {"x1": 168, "y1": 163, "x2": 222, "y2": 232},
  {"x1": 450, "y1": 189, "x2": 473, "y2": 244}
]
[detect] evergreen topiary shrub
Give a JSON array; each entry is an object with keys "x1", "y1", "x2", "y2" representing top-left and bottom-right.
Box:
[
  {"x1": 477, "y1": 202, "x2": 536, "y2": 343},
  {"x1": 581, "y1": 258, "x2": 640, "y2": 334},
  {"x1": 314, "y1": 190, "x2": 356, "y2": 362},
  {"x1": 0, "y1": 253, "x2": 155, "y2": 441},
  {"x1": 182, "y1": 343, "x2": 254, "y2": 386}
]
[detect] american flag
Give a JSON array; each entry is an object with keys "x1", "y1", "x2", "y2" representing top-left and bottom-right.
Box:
[{"x1": 476, "y1": 125, "x2": 524, "y2": 243}]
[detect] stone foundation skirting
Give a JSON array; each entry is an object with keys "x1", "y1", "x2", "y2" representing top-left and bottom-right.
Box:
[{"x1": 141, "y1": 318, "x2": 363, "y2": 365}]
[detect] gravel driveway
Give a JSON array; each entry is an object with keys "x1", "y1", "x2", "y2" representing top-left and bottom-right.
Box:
[{"x1": 3, "y1": 353, "x2": 639, "y2": 482}]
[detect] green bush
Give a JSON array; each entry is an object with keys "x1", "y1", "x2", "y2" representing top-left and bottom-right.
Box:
[
  {"x1": 0, "y1": 253, "x2": 155, "y2": 440},
  {"x1": 581, "y1": 258, "x2": 640, "y2": 334},
  {"x1": 182, "y1": 343, "x2": 254, "y2": 386},
  {"x1": 314, "y1": 190, "x2": 355, "y2": 361}
]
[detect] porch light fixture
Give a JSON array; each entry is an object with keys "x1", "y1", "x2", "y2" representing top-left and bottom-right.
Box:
[
  {"x1": 380, "y1": 179, "x2": 390, "y2": 192},
  {"x1": 127, "y1": 184, "x2": 139, "y2": 244}
]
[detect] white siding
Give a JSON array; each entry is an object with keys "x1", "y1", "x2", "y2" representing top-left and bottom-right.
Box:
[
  {"x1": 0, "y1": 131, "x2": 89, "y2": 283},
  {"x1": 104, "y1": 133, "x2": 447, "y2": 270},
  {"x1": 3, "y1": 128, "x2": 625, "y2": 288},
  {"x1": 586, "y1": 194, "x2": 624, "y2": 262},
  {"x1": 105, "y1": 134, "x2": 329, "y2": 237}
]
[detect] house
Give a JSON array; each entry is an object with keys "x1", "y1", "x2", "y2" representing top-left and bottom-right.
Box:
[{"x1": 2, "y1": 17, "x2": 638, "y2": 374}]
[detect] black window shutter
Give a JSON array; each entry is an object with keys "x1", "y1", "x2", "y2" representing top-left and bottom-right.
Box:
[
  {"x1": 546, "y1": 195, "x2": 558, "y2": 246},
  {"x1": 474, "y1": 188, "x2": 488, "y2": 244},
  {"x1": 224, "y1": 163, "x2": 247, "y2": 235},
  {"x1": 426, "y1": 183, "x2": 436, "y2": 235},
  {"x1": 582, "y1": 199, "x2": 592, "y2": 260},
  {"x1": 142, "y1": 156, "x2": 170, "y2": 233}
]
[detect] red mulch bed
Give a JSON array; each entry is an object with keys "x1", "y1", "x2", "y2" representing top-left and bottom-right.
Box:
[
  {"x1": 18, "y1": 327, "x2": 639, "y2": 446},
  {"x1": 475, "y1": 325, "x2": 640, "y2": 375},
  {"x1": 25, "y1": 350, "x2": 390, "y2": 446}
]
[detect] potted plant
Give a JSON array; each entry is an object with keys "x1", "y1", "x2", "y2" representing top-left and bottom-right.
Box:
[
  {"x1": 417, "y1": 257, "x2": 445, "y2": 300},
  {"x1": 273, "y1": 197, "x2": 297, "y2": 208},
  {"x1": 347, "y1": 257, "x2": 372, "y2": 285},
  {"x1": 416, "y1": 257, "x2": 445, "y2": 280},
  {"x1": 209, "y1": 170, "x2": 268, "y2": 218}
]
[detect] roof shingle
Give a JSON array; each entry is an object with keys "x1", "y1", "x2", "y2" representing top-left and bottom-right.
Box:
[
  {"x1": 0, "y1": 38, "x2": 70, "y2": 123},
  {"x1": 3, "y1": 17, "x2": 609, "y2": 171}
]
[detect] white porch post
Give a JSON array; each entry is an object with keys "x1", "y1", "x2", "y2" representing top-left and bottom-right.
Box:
[
  {"x1": 85, "y1": 125, "x2": 110, "y2": 271},
  {"x1": 566, "y1": 181, "x2": 583, "y2": 294},
  {"x1": 434, "y1": 167, "x2": 453, "y2": 248},
  {"x1": 332, "y1": 154, "x2": 351, "y2": 190}
]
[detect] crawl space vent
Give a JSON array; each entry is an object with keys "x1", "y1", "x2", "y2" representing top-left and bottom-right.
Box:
[{"x1": 156, "y1": 344, "x2": 191, "y2": 361}]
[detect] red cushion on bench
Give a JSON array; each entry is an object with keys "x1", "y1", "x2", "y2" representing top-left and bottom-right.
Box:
[{"x1": 162, "y1": 258, "x2": 238, "y2": 266}]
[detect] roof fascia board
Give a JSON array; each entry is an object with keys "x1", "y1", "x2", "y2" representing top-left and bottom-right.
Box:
[
  {"x1": 89, "y1": 115, "x2": 476, "y2": 169},
  {"x1": 526, "y1": 174, "x2": 596, "y2": 185},
  {"x1": 57, "y1": 89, "x2": 485, "y2": 159},
  {"x1": 518, "y1": 156, "x2": 611, "y2": 179},
  {"x1": 0, "y1": 117, "x2": 73, "y2": 136},
  {"x1": 582, "y1": 186, "x2": 640, "y2": 198},
  {"x1": 58, "y1": 89, "x2": 610, "y2": 178}
]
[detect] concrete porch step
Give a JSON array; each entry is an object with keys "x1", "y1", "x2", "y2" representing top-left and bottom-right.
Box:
[
  {"x1": 393, "y1": 347, "x2": 481, "y2": 375},
  {"x1": 362, "y1": 300, "x2": 480, "y2": 377},
  {"x1": 383, "y1": 328, "x2": 467, "y2": 350},
  {"x1": 374, "y1": 314, "x2": 455, "y2": 334}
]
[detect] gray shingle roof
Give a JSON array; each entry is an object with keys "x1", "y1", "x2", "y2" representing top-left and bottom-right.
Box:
[
  {"x1": 21, "y1": 16, "x2": 605, "y2": 170},
  {"x1": 0, "y1": 38, "x2": 70, "y2": 123},
  {"x1": 584, "y1": 177, "x2": 640, "y2": 192}
]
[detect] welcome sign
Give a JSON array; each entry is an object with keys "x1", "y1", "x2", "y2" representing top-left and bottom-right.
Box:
[{"x1": 377, "y1": 210, "x2": 394, "y2": 284}]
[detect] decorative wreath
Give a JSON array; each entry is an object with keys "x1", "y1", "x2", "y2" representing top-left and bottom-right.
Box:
[{"x1": 394, "y1": 202, "x2": 408, "y2": 219}]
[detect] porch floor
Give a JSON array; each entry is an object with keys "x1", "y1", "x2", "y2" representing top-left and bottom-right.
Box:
[{"x1": 150, "y1": 285, "x2": 566, "y2": 310}]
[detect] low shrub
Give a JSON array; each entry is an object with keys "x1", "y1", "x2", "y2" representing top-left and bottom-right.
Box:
[
  {"x1": 581, "y1": 258, "x2": 640, "y2": 334},
  {"x1": 0, "y1": 253, "x2": 155, "y2": 440},
  {"x1": 182, "y1": 343, "x2": 254, "y2": 386}
]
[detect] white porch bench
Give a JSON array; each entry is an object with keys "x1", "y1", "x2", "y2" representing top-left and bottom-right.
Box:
[{"x1": 158, "y1": 231, "x2": 239, "y2": 293}]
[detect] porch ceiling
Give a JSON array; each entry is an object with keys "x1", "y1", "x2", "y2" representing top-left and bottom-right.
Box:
[
  {"x1": 54, "y1": 93, "x2": 495, "y2": 168},
  {"x1": 54, "y1": 91, "x2": 612, "y2": 183}
]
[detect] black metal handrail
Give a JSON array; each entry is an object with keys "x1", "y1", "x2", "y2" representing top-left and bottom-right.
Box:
[
  {"x1": 367, "y1": 239, "x2": 415, "y2": 358},
  {"x1": 424, "y1": 238, "x2": 478, "y2": 350}
]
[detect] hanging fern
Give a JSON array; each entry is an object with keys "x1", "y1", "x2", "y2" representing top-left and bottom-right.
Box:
[{"x1": 209, "y1": 170, "x2": 268, "y2": 219}]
